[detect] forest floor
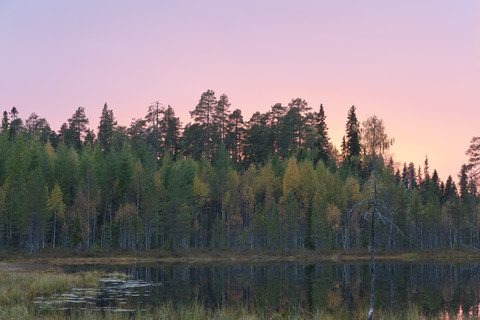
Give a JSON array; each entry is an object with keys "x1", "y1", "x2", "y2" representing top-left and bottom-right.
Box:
[{"x1": 2, "y1": 248, "x2": 480, "y2": 269}]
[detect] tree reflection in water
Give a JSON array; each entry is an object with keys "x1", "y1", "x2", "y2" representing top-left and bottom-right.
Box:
[{"x1": 55, "y1": 263, "x2": 480, "y2": 318}]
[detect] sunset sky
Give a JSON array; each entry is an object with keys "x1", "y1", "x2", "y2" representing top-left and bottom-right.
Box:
[{"x1": 1, "y1": 1, "x2": 479, "y2": 181}]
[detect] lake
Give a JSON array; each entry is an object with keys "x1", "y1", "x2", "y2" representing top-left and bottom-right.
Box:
[{"x1": 34, "y1": 262, "x2": 480, "y2": 318}]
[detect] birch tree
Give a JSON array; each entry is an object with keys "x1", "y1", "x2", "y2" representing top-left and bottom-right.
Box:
[{"x1": 361, "y1": 115, "x2": 394, "y2": 320}]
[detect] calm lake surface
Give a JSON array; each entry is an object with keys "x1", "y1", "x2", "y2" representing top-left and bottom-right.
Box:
[{"x1": 35, "y1": 262, "x2": 480, "y2": 318}]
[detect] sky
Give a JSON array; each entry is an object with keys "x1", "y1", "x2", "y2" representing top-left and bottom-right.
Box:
[{"x1": 1, "y1": 1, "x2": 479, "y2": 181}]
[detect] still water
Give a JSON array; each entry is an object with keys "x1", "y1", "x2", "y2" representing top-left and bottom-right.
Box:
[{"x1": 35, "y1": 262, "x2": 480, "y2": 318}]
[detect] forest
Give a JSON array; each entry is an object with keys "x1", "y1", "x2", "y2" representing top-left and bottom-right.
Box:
[{"x1": 1, "y1": 90, "x2": 479, "y2": 254}]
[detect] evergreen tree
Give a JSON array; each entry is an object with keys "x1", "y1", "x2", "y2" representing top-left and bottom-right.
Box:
[
  {"x1": 1, "y1": 111, "x2": 8, "y2": 134},
  {"x1": 97, "y1": 103, "x2": 117, "y2": 154},
  {"x1": 278, "y1": 98, "x2": 310, "y2": 157},
  {"x1": 182, "y1": 123, "x2": 205, "y2": 160},
  {"x1": 214, "y1": 94, "x2": 231, "y2": 144},
  {"x1": 456, "y1": 164, "x2": 469, "y2": 246},
  {"x1": 67, "y1": 107, "x2": 89, "y2": 150},
  {"x1": 55, "y1": 143, "x2": 79, "y2": 206},
  {"x1": 225, "y1": 109, "x2": 244, "y2": 167},
  {"x1": 145, "y1": 101, "x2": 163, "y2": 159},
  {"x1": 71, "y1": 209, "x2": 84, "y2": 251},
  {"x1": 159, "y1": 105, "x2": 181, "y2": 159},
  {"x1": 8, "y1": 107, "x2": 23, "y2": 139},
  {"x1": 269, "y1": 103, "x2": 286, "y2": 154},
  {"x1": 345, "y1": 106, "x2": 361, "y2": 172},
  {"x1": 190, "y1": 89, "x2": 217, "y2": 160},
  {"x1": 244, "y1": 112, "x2": 269, "y2": 165},
  {"x1": 442, "y1": 175, "x2": 456, "y2": 205},
  {"x1": 25, "y1": 113, "x2": 52, "y2": 143},
  {"x1": 25, "y1": 168, "x2": 48, "y2": 255},
  {"x1": 313, "y1": 104, "x2": 331, "y2": 164},
  {"x1": 213, "y1": 143, "x2": 232, "y2": 243}
]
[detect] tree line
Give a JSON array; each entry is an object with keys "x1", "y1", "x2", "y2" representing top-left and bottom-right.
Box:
[{"x1": 0, "y1": 90, "x2": 479, "y2": 253}]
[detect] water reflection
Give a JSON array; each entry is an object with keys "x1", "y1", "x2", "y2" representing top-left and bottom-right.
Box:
[{"x1": 37, "y1": 263, "x2": 480, "y2": 318}]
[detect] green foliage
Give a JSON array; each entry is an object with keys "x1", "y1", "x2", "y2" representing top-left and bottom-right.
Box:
[
  {"x1": 0, "y1": 102, "x2": 477, "y2": 253},
  {"x1": 71, "y1": 209, "x2": 84, "y2": 250}
]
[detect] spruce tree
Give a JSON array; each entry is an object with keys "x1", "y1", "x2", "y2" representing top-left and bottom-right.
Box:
[
  {"x1": 345, "y1": 106, "x2": 360, "y2": 160},
  {"x1": 313, "y1": 104, "x2": 331, "y2": 164},
  {"x1": 345, "y1": 106, "x2": 361, "y2": 173},
  {"x1": 1, "y1": 111, "x2": 8, "y2": 134},
  {"x1": 97, "y1": 103, "x2": 117, "y2": 154}
]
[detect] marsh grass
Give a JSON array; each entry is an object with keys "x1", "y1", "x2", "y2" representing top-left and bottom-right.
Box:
[
  {"x1": 0, "y1": 289, "x2": 459, "y2": 319},
  {"x1": 0, "y1": 270, "x2": 102, "y2": 305},
  {"x1": 0, "y1": 301, "x2": 456, "y2": 319}
]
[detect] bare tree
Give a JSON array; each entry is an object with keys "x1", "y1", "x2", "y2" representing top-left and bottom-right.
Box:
[{"x1": 362, "y1": 116, "x2": 395, "y2": 320}]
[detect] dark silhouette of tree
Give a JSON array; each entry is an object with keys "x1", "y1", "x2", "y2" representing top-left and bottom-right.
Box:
[
  {"x1": 145, "y1": 101, "x2": 163, "y2": 159},
  {"x1": 225, "y1": 109, "x2": 245, "y2": 167},
  {"x1": 313, "y1": 104, "x2": 331, "y2": 164},
  {"x1": 182, "y1": 123, "x2": 205, "y2": 160},
  {"x1": 345, "y1": 105, "x2": 361, "y2": 173},
  {"x1": 25, "y1": 113, "x2": 52, "y2": 143},
  {"x1": 190, "y1": 90, "x2": 217, "y2": 160},
  {"x1": 1, "y1": 111, "x2": 8, "y2": 134},
  {"x1": 9, "y1": 107, "x2": 23, "y2": 139},
  {"x1": 67, "y1": 107, "x2": 89, "y2": 150},
  {"x1": 244, "y1": 112, "x2": 269, "y2": 165},
  {"x1": 97, "y1": 103, "x2": 117, "y2": 154},
  {"x1": 159, "y1": 105, "x2": 181, "y2": 159},
  {"x1": 214, "y1": 94, "x2": 231, "y2": 144}
]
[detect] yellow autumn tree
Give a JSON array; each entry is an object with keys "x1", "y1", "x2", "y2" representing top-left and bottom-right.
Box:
[
  {"x1": 48, "y1": 183, "x2": 65, "y2": 248},
  {"x1": 282, "y1": 158, "x2": 300, "y2": 201}
]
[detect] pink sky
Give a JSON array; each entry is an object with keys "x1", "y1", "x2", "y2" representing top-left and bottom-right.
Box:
[{"x1": 1, "y1": 1, "x2": 479, "y2": 181}]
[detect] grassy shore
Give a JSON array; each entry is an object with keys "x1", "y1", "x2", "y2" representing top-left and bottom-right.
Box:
[
  {"x1": 0, "y1": 248, "x2": 477, "y2": 319},
  {"x1": 2, "y1": 247, "x2": 480, "y2": 267}
]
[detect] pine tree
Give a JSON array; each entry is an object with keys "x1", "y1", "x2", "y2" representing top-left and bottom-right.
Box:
[
  {"x1": 225, "y1": 109, "x2": 244, "y2": 167},
  {"x1": 244, "y1": 112, "x2": 269, "y2": 165},
  {"x1": 214, "y1": 94, "x2": 231, "y2": 144},
  {"x1": 190, "y1": 90, "x2": 217, "y2": 160},
  {"x1": 269, "y1": 103, "x2": 286, "y2": 154},
  {"x1": 182, "y1": 123, "x2": 204, "y2": 160},
  {"x1": 145, "y1": 101, "x2": 163, "y2": 159},
  {"x1": 159, "y1": 105, "x2": 181, "y2": 159},
  {"x1": 279, "y1": 98, "x2": 311, "y2": 156},
  {"x1": 8, "y1": 107, "x2": 23, "y2": 139},
  {"x1": 67, "y1": 107, "x2": 89, "y2": 150}
]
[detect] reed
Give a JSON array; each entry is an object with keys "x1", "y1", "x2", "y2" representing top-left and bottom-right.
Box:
[
  {"x1": 0, "y1": 270, "x2": 101, "y2": 305},
  {"x1": 0, "y1": 303, "x2": 448, "y2": 320}
]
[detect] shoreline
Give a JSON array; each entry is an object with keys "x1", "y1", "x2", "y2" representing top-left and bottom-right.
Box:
[{"x1": 2, "y1": 248, "x2": 480, "y2": 269}]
